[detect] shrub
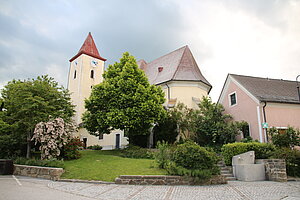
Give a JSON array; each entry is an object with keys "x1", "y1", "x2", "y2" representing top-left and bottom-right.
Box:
[
  {"x1": 14, "y1": 157, "x2": 64, "y2": 168},
  {"x1": 268, "y1": 127, "x2": 300, "y2": 148},
  {"x1": 172, "y1": 141, "x2": 219, "y2": 170},
  {"x1": 161, "y1": 141, "x2": 220, "y2": 181},
  {"x1": 155, "y1": 141, "x2": 175, "y2": 169},
  {"x1": 221, "y1": 142, "x2": 276, "y2": 165},
  {"x1": 63, "y1": 137, "x2": 82, "y2": 160},
  {"x1": 121, "y1": 145, "x2": 154, "y2": 159},
  {"x1": 87, "y1": 145, "x2": 103, "y2": 150},
  {"x1": 166, "y1": 163, "x2": 214, "y2": 182},
  {"x1": 271, "y1": 148, "x2": 300, "y2": 177}
]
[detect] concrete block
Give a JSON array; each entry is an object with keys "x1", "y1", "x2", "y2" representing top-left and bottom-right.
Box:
[
  {"x1": 232, "y1": 151, "x2": 255, "y2": 165},
  {"x1": 234, "y1": 164, "x2": 265, "y2": 181}
]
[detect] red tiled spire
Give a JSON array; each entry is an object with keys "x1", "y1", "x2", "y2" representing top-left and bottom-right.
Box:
[{"x1": 69, "y1": 32, "x2": 106, "y2": 62}]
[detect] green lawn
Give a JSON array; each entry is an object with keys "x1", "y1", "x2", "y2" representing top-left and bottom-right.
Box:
[{"x1": 61, "y1": 150, "x2": 166, "y2": 182}]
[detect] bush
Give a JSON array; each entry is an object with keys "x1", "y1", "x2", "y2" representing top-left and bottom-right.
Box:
[
  {"x1": 172, "y1": 141, "x2": 219, "y2": 170},
  {"x1": 121, "y1": 145, "x2": 154, "y2": 159},
  {"x1": 268, "y1": 127, "x2": 300, "y2": 148},
  {"x1": 63, "y1": 138, "x2": 83, "y2": 160},
  {"x1": 14, "y1": 157, "x2": 64, "y2": 168},
  {"x1": 87, "y1": 145, "x2": 103, "y2": 150},
  {"x1": 271, "y1": 148, "x2": 300, "y2": 177},
  {"x1": 155, "y1": 141, "x2": 175, "y2": 169},
  {"x1": 161, "y1": 141, "x2": 220, "y2": 181},
  {"x1": 166, "y1": 163, "x2": 214, "y2": 182},
  {"x1": 221, "y1": 142, "x2": 276, "y2": 165}
]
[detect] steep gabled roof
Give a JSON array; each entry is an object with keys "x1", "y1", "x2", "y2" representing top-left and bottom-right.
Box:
[
  {"x1": 70, "y1": 32, "x2": 106, "y2": 62},
  {"x1": 138, "y1": 46, "x2": 211, "y2": 89},
  {"x1": 230, "y1": 74, "x2": 300, "y2": 104}
]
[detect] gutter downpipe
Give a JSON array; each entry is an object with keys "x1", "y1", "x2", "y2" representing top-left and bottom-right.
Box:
[
  {"x1": 262, "y1": 101, "x2": 268, "y2": 143},
  {"x1": 166, "y1": 83, "x2": 170, "y2": 101}
]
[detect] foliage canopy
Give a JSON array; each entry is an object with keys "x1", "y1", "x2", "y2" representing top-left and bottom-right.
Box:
[
  {"x1": 83, "y1": 52, "x2": 166, "y2": 141},
  {"x1": 0, "y1": 75, "x2": 75, "y2": 158}
]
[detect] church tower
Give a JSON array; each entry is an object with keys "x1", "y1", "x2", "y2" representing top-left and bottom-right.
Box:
[{"x1": 68, "y1": 32, "x2": 106, "y2": 125}]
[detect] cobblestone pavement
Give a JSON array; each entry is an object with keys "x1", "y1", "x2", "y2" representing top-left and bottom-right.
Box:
[
  {"x1": 49, "y1": 179, "x2": 300, "y2": 200},
  {"x1": 1, "y1": 176, "x2": 300, "y2": 200}
]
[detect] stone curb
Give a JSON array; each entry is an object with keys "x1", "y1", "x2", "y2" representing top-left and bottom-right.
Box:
[{"x1": 57, "y1": 178, "x2": 115, "y2": 184}]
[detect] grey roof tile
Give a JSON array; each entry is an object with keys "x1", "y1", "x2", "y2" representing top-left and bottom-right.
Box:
[{"x1": 231, "y1": 74, "x2": 300, "y2": 104}]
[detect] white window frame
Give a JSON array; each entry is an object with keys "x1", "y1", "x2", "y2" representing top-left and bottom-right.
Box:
[{"x1": 228, "y1": 91, "x2": 237, "y2": 107}]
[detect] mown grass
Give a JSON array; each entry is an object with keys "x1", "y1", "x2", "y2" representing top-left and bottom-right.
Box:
[{"x1": 61, "y1": 150, "x2": 166, "y2": 182}]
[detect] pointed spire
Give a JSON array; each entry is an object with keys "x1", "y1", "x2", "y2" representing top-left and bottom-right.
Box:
[{"x1": 70, "y1": 32, "x2": 106, "y2": 62}]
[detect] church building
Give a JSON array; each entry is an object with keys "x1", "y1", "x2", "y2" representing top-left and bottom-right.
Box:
[{"x1": 68, "y1": 33, "x2": 211, "y2": 149}]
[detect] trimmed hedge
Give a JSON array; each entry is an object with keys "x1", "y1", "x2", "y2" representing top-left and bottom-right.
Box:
[{"x1": 221, "y1": 142, "x2": 276, "y2": 165}]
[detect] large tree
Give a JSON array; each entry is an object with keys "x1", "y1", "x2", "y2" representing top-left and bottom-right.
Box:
[
  {"x1": 193, "y1": 97, "x2": 237, "y2": 146},
  {"x1": 83, "y1": 52, "x2": 166, "y2": 144},
  {"x1": 0, "y1": 75, "x2": 75, "y2": 158}
]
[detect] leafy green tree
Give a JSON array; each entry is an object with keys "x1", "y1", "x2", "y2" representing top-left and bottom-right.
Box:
[
  {"x1": 83, "y1": 52, "x2": 166, "y2": 144},
  {"x1": 193, "y1": 97, "x2": 237, "y2": 146},
  {"x1": 0, "y1": 75, "x2": 75, "y2": 158},
  {"x1": 194, "y1": 97, "x2": 240, "y2": 146}
]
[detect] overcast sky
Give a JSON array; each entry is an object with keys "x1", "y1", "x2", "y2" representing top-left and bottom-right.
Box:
[{"x1": 0, "y1": 0, "x2": 299, "y2": 101}]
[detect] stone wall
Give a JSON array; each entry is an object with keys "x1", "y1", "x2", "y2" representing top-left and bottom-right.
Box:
[
  {"x1": 115, "y1": 175, "x2": 227, "y2": 185},
  {"x1": 14, "y1": 164, "x2": 64, "y2": 181},
  {"x1": 256, "y1": 159, "x2": 287, "y2": 182}
]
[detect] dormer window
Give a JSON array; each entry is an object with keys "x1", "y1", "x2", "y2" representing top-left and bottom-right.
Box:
[
  {"x1": 90, "y1": 70, "x2": 94, "y2": 78},
  {"x1": 229, "y1": 92, "x2": 237, "y2": 106}
]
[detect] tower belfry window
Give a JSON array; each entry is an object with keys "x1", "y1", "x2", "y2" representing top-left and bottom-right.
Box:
[
  {"x1": 90, "y1": 70, "x2": 94, "y2": 78},
  {"x1": 74, "y1": 70, "x2": 77, "y2": 79}
]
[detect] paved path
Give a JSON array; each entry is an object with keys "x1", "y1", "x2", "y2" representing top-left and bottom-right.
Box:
[{"x1": 1, "y1": 175, "x2": 300, "y2": 200}]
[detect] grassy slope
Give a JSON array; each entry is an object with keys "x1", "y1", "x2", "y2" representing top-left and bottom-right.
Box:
[{"x1": 61, "y1": 150, "x2": 166, "y2": 182}]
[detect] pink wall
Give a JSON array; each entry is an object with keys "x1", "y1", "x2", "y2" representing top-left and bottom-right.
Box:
[
  {"x1": 265, "y1": 103, "x2": 300, "y2": 129},
  {"x1": 220, "y1": 80, "x2": 263, "y2": 141}
]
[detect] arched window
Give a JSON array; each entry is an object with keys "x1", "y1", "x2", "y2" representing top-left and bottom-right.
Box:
[
  {"x1": 74, "y1": 70, "x2": 77, "y2": 79},
  {"x1": 90, "y1": 70, "x2": 94, "y2": 78}
]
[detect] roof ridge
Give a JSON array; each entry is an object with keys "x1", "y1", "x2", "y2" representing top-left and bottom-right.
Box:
[
  {"x1": 230, "y1": 74, "x2": 298, "y2": 83},
  {"x1": 171, "y1": 46, "x2": 188, "y2": 80},
  {"x1": 148, "y1": 45, "x2": 187, "y2": 64}
]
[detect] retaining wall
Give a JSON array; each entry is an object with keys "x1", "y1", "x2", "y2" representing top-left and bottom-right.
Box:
[
  {"x1": 256, "y1": 159, "x2": 287, "y2": 182},
  {"x1": 14, "y1": 164, "x2": 64, "y2": 180},
  {"x1": 115, "y1": 175, "x2": 227, "y2": 185}
]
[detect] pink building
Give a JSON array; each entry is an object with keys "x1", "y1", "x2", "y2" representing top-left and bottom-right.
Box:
[{"x1": 218, "y1": 74, "x2": 300, "y2": 142}]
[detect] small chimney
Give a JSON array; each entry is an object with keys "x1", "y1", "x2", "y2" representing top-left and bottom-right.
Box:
[{"x1": 158, "y1": 66, "x2": 163, "y2": 72}]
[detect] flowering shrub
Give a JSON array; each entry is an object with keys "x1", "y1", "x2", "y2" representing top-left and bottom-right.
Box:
[
  {"x1": 32, "y1": 118, "x2": 76, "y2": 160},
  {"x1": 63, "y1": 137, "x2": 83, "y2": 160}
]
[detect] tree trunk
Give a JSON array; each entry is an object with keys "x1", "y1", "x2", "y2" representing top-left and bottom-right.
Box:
[{"x1": 26, "y1": 132, "x2": 31, "y2": 159}]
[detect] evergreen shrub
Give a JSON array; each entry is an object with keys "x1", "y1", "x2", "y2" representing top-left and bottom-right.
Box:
[{"x1": 159, "y1": 141, "x2": 220, "y2": 181}]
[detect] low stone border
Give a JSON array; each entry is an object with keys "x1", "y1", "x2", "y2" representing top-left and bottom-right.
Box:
[
  {"x1": 115, "y1": 175, "x2": 227, "y2": 185},
  {"x1": 14, "y1": 164, "x2": 64, "y2": 181}
]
